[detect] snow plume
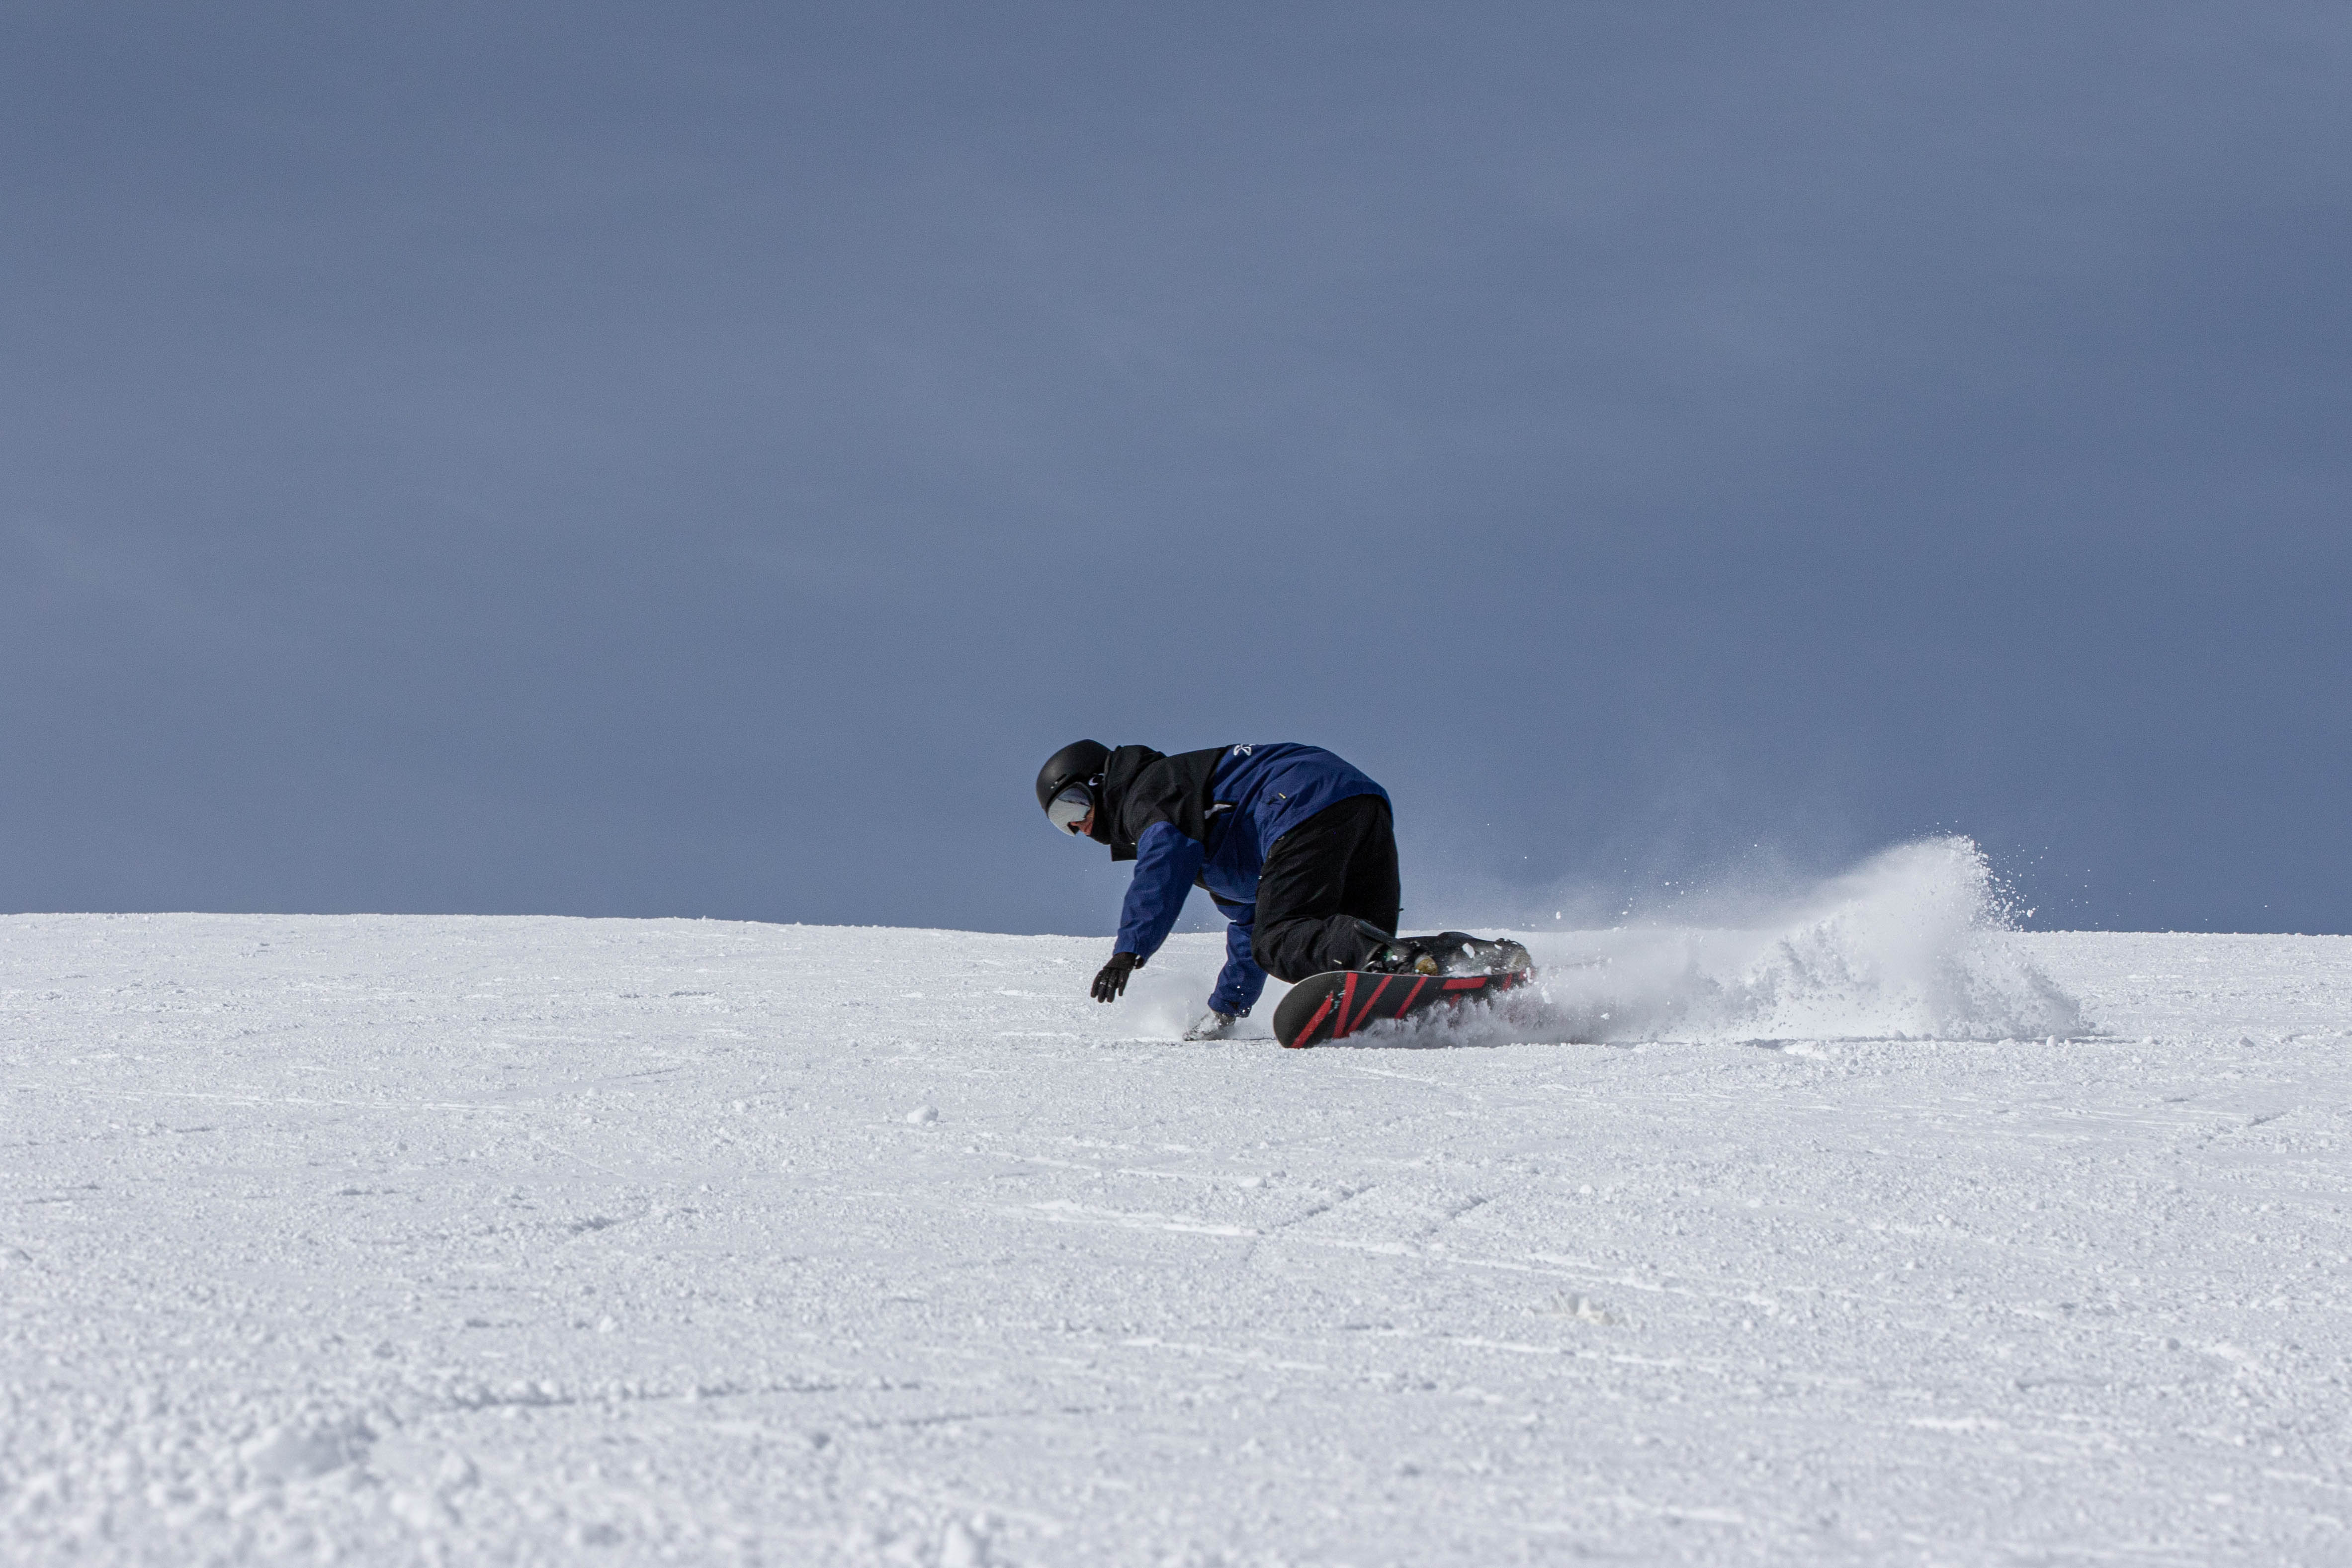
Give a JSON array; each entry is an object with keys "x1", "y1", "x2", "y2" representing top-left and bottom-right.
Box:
[{"x1": 1496, "y1": 836, "x2": 2084, "y2": 1044}]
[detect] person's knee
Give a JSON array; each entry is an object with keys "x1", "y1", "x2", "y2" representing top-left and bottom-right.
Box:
[
  {"x1": 1260, "y1": 921, "x2": 1317, "y2": 982},
  {"x1": 1256, "y1": 914, "x2": 1387, "y2": 982},
  {"x1": 1251, "y1": 924, "x2": 1306, "y2": 984}
]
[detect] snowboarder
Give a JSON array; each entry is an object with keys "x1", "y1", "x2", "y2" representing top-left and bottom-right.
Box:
[{"x1": 1034, "y1": 741, "x2": 1518, "y2": 1040}]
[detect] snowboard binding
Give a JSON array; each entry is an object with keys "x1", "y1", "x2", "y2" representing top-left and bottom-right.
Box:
[{"x1": 1354, "y1": 920, "x2": 1531, "y2": 978}]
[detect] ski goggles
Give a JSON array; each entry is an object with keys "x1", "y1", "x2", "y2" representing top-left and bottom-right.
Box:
[{"x1": 1045, "y1": 784, "x2": 1094, "y2": 836}]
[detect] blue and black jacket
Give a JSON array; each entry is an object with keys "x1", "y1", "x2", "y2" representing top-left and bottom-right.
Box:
[{"x1": 1091, "y1": 743, "x2": 1388, "y2": 1015}]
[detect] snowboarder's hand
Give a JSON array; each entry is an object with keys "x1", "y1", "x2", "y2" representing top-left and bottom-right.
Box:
[{"x1": 1091, "y1": 951, "x2": 1141, "y2": 1002}]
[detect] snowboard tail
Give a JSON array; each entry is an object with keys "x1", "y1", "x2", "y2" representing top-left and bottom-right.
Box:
[{"x1": 1273, "y1": 964, "x2": 1533, "y2": 1049}]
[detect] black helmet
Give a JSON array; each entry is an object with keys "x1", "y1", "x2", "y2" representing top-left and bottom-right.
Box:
[{"x1": 1036, "y1": 739, "x2": 1111, "y2": 835}]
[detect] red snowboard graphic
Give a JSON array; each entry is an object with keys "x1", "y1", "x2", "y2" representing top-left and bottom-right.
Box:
[{"x1": 1272, "y1": 965, "x2": 1534, "y2": 1048}]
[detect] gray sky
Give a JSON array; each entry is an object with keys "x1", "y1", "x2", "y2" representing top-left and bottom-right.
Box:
[{"x1": 4, "y1": 2, "x2": 2347, "y2": 935}]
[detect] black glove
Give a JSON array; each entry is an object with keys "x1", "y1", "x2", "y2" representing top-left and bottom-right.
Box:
[{"x1": 1091, "y1": 951, "x2": 1141, "y2": 1003}]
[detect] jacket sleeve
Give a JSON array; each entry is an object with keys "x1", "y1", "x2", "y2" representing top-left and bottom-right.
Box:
[
  {"x1": 1115, "y1": 821, "x2": 1205, "y2": 959},
  {"x1": 1207, "y1": 898, "x2": 1267, "y2": 1016}
]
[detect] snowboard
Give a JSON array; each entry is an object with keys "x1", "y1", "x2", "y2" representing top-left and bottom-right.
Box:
[{"x1": 1273, "y1": 960, "x2": 1534, "y2": 1049}]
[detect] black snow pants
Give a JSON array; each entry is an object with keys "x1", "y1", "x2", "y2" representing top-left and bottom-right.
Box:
[{"x1": 1250, "y1": 794, "x2": 1402, "y2": 983}]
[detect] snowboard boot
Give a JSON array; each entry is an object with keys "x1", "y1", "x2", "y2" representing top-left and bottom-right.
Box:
[
  {"x1": 1184, "y1": 1010, "x2": 1242, "y2": 1041},
  {"x1": 1358, "y1": 924, "x2": 1531, "y2": 978}
]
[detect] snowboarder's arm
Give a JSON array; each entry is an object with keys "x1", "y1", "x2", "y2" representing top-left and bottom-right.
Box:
[
  {"x1": 1208, "y1": 898, "x2": 1266, "y2": 1016},
  {"x1": 1114, "y1": 821, "x2": 1205, "y2": 961}
]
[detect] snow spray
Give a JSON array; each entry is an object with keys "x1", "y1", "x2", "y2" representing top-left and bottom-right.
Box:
[{"x1": 1491, "y1": 835, "x2": 2083, "y2": 1044}]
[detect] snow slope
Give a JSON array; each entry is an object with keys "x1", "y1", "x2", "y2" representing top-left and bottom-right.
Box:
[{"x1": 5, "y1": 890, "x2": 2350, "y2": 1563}]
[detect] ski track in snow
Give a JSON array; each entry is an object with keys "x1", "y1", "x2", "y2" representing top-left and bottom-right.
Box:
[{"x1": 3, "y1": 908, "x2": 2350, "y2": 1566}]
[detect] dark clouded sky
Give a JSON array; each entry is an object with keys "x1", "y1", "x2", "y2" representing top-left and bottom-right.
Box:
[{"x1": 3, "y1": 2, "x2": 2347, "y2": 935}]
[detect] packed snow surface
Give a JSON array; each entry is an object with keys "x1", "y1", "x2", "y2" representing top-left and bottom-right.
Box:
[{"x1": 6, "y1": 862, "x2": 2350, "y2": 1563}]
